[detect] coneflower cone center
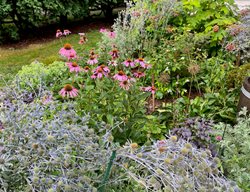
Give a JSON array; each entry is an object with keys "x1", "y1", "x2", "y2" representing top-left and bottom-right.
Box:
[
  {"x1": 64, "y1": 43, "x2": 72, "y2": 50},
  {"x1": 72, "y1": 62, "x2": 78, "y2": 67},
  {"x1": 123, "y1": 80, "x2": 128, "y2": 85},
  {"x1": 64, "y1": 84, "x2": 73, "y2": 91},
  {"x1": 118, "y1": 71, "x2": 125, "y2": 75}
]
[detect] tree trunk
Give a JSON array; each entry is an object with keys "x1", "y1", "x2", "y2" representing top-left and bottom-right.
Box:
[
  {"x1": 103, "y1": 5, "x2": 113, "y2": 21},
  {"x1": 60, "y1": 14, "x2": 68, "y2": 28}
]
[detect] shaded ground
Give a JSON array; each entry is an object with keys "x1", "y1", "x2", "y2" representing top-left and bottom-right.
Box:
[{"x1": 0, "y1": 18, "x2": 112, "y2": 49}]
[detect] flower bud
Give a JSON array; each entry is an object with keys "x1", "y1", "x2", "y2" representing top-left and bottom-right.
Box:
[
  {"x1": 130, "y1": 143, "x2": 138, "y2": 149},
  {"x1": 170, "y1": 136, "x2": 177, "y2": 142}
]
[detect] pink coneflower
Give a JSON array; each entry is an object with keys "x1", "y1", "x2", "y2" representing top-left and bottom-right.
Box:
[
  {"x1": 123, "y1": 59, "x2": 135, "y2": 67},
  {"x1": 119, "y1": 80, "x2": 132, "y2": 90},
  {"x1": 79, "y1": 37, "x2": 88, "y2": 44},
  {"x1": 133, "y1": 71, "x2": 145, "y2": 78},
  {"x1": 98, "y1": 64, "x2": 110, "y2": 73},
  {"x1": 108, "y1": 60, "x2": 118, "y2": 66},
  {"x1": 113, "y1": 70, "x2": 127, "y2": 81},
  {"x1": 100, "y1": 28, "x2": 107, "y2": 33},
  {"x1": 89, "y1": 49, "x2": 98, "y2": 58},
  {"x1": 78, "y1": 32, "x2": 85, "y2": 36},
  {"x1": 135, "y1": 58, "x2": 146, "y2": 68},
  {"x1": 59, "y1": 84, "x2": 78, "y2": 98},
  {"x1": 109, "y1": 49, "x2": 119, "y2": 59},
  {"x1": 144, "y1": 63, "x2": 152, "y2": 69},
  {"x1": 108, "y1": 31, "x2": 116, "y2": 38},
  {"x1": 87, "y1": 56, "x2": 98, "y2": 65},
  {"x1": 91, "y1": 68, "x2": 104, "y2": 79},
  {"x1": 140, "y1": 86, "x2": 157, "y2": 94},
  {"x1": 215, "y1": 135, "x2": 222, "y2": 141},
  {"x1": 127, "y1": 75, "x2": 136, "y2": 83},
  {"x1": 63, "y1": 29, "x2": 71, "y2": 36},
  {"x1": 59, "y1": 43, "x2": 77, "y2": 60},
  {"x1": 91, "y1": 65, "x2": 110, "y2": 79},
  {"x1": 83, "y1": 66, "x2": 90, "y2": 72},
  {"x1": 78, "y1": 33, "x2": 88, "y2": 44},
  {"x1": 56, "y1": 29, "x2": 63, "y2": 38},
  {"x1": 67, "y1": 62, "x2": 81, "y2": 73}
]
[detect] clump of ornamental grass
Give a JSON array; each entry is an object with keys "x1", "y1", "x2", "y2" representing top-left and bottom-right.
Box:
[{"x1": 117, "y1": 137, "x2": 241, "y2": 192}]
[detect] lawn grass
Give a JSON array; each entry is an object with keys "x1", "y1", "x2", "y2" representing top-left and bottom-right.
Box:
[{"x1": 0, "y1": 29, "x2": 101, "y2": 86}]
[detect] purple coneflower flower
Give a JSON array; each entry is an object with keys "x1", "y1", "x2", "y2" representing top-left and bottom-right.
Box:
[
  {"x1": 59, "y1": 43, "x2": 77, "y2": 60},
  {"x1": 91, "y1": 65, "x2": 110, "y2": 79},
  {"x1": 63, "y1": 29, "x2": 71, "y2": 36},
  {"x1": 133, "y1": 71, "x2": 145, "y2": 78},
  {"x1": 135, "y1": 58, "x2": 146, "y2": 68},
  {"x1": 87, "y1": 56, "x2": 98, "y2": 65},
  {"x1": 67, "y1": 62, "x2": 81, "y2": 73},
  {"x1": 123, "y1": 59, "x2": 135, "y2": 67},
  {"x1": 59, "y1": 84, "x2": 78, "y2": 98},
  {"x1": 100, "y1": 28, "x2": 107, "y2": 33},
  {"x1": 83, "y1": 66, "x2": 90, "y2": 72},
  {"x1": 113, "y1": 71, "x2": 127, "y2": 81},
  {"x1": 96, "y1": 64, "x2": 110, "y2": 74},
  {"x1": 108, "y1": 60, "x2": 118, "y2": 66},
  {"x1": 140, "y1": 86, "x2": 157, "y2": 94},
  {"x1": 144, "y1": 63, "x2": 152, "y2": 69},
  {"x1": 119, "y1": 80, "x2": 132, "y2": 90},
  {"x1": 56, "y1": 29, "x2": 63, "y2": 38},
  {"x1": 109, "y1": 49, "x2": 119, "y2": 59},
  {"x1": 108, "y1": 31, "x2": 116, "y2": 38}
]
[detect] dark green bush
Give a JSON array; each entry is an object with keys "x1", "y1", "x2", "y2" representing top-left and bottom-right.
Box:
[{"x1": 227, "y1": 63, "x2": 250, "y2": 89}]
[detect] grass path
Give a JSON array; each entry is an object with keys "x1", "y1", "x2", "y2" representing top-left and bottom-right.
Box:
[{"x1": 0, "y1": 29, "x2": 101, "y2": 86}]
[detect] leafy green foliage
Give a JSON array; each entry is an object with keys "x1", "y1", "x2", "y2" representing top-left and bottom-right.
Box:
[
  {"x1": 75, "y1": 77, "x2": 151, "y2": 144},
  {"x1": 216, "y1": 108, "x2": 250, "y2": 191},
  {"x1": 172, "y1": 0, "x2": 238, "y2": 53},
  {"x1": 227, "y1": 63, "x2": 250, "y2": 89},
  {"x1": 0, "y1": 0, "x2": 89, "y2": 42},
  {"x1": 16, "y1": 61, "x2": 67, "y2": 90}
]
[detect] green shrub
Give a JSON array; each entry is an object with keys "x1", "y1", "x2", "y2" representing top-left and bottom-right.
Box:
[
  {"x1": 0, "y1": 24, "x2": 19, "y2": 43},
  {"x1": 227, "y1": 63, "x2": 250, "y2": 89},
  {"x1": 16, "y1": 61, "x2": 67, "y2": 90},
  {"x1": 216, "y1": 108, "x2": 250, "y2": 191}
]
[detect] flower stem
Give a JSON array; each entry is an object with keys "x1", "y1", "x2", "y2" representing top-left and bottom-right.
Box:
[{"x1": 98, "y1": 150, "x2": 117, "y2": 192}]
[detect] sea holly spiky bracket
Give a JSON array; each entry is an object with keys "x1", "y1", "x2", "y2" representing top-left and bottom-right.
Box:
[
  {"x1": 117, "y1": 138, "x2": 241, "y2": 192},
  {"x1": 0, "y1": 84, "x2": 114, "y2": 192},
  {"x1": 0, "y1": 81, "x2": 240, "y2": 191}
]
